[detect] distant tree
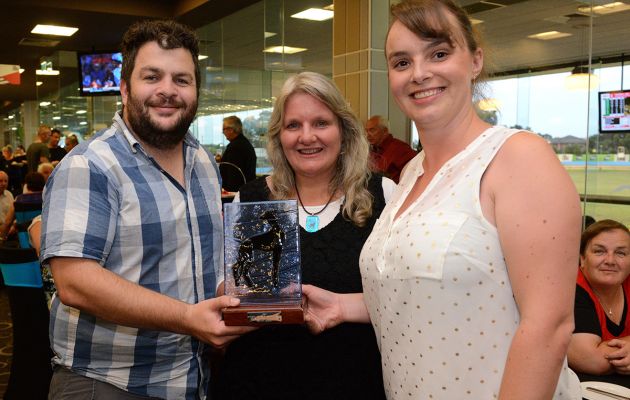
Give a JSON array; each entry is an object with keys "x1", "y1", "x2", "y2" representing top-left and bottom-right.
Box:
[
  {"x1": 509, "y1": 124, "x2": 532, "y2": 131},
  {"x1": 564, "y1": 144, "x2": 584, "y2": 155},
  {"x1": 585, "y1": 133, "x2": 630, "y2": 155}
]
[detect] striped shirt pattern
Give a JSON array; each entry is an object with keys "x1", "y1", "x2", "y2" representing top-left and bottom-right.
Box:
[{"x1": 41, "y1": 112, "x2": 223, "y2": 399}]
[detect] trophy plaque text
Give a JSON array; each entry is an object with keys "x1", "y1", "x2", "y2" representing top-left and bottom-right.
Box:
[{"x1": 223, "y1": 200, "x2": 303, "y2": 326}]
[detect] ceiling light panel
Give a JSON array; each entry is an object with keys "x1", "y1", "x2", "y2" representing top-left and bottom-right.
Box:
[
  {"x1": 263, "y1": 46, "x2": 307, "y2": 54},
  {"x1": 291, "y1": 8, "x2": 334, "y2": 21},
  {"x1": 31, "y1": 24, "x2": 78, "y2": 37},
  {"x1": 577, "y1": 2, "x2": 630, "y2": 15},
  {"x1": 527, "y1": 31, "x2": 572, "y2": 40},
  {"x1": 36, "y1": 69, "x2": 60, "y2": 75}
]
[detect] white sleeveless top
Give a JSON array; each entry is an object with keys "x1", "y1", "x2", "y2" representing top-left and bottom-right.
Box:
[{"x1": 360, "y1": 126, "x2": 580, "y2": 399}]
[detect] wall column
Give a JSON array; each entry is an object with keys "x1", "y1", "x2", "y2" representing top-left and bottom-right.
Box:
[
  {"x1": 333, "y1": 0, "x2": 409, "y2": 141},
  {"x1": 21, "y1": 100, "x2": 39, "y2": 147}
]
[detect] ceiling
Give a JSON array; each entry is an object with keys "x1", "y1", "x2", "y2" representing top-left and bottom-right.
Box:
[
  {"x1": 458, "y1": 0, "x2": 630, "y2": 74},
  {"x1": 0, "y1": 0, "x2": 258, "y2": 113},
  {"x1": 1, "y1": 0, "x2": 630, "y2": 115}
]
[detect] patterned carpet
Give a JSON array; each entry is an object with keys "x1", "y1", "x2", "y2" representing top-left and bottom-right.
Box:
[{"x1": 0, "y1": 287, "x2": 13, "y2": 398}]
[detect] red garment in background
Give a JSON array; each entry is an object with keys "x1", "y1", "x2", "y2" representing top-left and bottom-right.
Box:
[
  {"x1": 369, "y1": 133, "x2": 417, "y2": 183},
  {"x1": 577, "y1": 269, "x2": 630, "y2": 341}
]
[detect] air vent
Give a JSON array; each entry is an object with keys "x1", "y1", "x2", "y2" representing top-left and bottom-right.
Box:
[
  {"x1": 492, "y1": 0, "x2": 529, "y2": 5},
  {"x1": 18, "y1": 37, "x2": 60, "y2": 47},
  {"x1": 574, "y1": 0, "x2": 613, "y2": 5},
  {"x1": 545, "y1": 13, "x2": 595, "y2": 28},
  {"x1": 566, "y1": 13, "x2": 593, "y2": 28},
  {"x1": 463, "y1": 1, "x2": 505, "y2": 14}
]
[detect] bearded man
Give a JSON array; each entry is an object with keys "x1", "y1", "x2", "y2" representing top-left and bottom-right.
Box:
[{"x1": 42, "y1": 20, "x2": 251, "y2": 400}]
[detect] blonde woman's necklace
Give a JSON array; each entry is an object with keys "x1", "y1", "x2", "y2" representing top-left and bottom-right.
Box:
[{"x1": 295, "y1": 184, "x2": 335, "y2": 233}]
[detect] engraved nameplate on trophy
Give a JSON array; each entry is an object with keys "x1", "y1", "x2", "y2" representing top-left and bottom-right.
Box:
[{"x1": 222, "y1": 200, "x2": 303, "y2": 326}]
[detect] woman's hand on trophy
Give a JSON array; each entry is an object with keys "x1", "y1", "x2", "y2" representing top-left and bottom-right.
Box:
[{"x1": 302, "y1": 284, "x2": 344, "y2": 334}]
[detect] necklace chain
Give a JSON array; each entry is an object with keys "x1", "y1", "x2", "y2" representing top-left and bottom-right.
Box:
[
  {"x1": 294, "y1": 184, "x2": 336, "y2": 216},
  {"x1": 593, "y1": 287, "x2": 622, "y2": 317}
]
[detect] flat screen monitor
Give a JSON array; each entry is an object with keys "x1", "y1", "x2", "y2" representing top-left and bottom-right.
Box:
[
  {"x1": 599, "y1": 90, "x2": 630, "y2": 133},
  {"x1": 78, "y1": 51, "x2": 122, "y2": 96}
]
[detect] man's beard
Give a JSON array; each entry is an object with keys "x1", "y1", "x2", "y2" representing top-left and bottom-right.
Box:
[{"x1": 125, "y1": 91, "x2": 198, "y2": 150}]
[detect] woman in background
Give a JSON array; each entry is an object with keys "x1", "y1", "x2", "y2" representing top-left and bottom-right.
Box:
[
  {"x1": 303, "y1": 0, "x2": 582, "y2": 398},
  {"x1": 569, "y1": 219, "x2": 630, "y2": 387},
  {"x1": 217, "y1": 71, "x2": 392, "y2": 400}
]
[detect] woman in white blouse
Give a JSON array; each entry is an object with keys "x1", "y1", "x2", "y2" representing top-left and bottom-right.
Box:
[{"x1": 303, "y1": 0, "x2": 582, "y2": 398}]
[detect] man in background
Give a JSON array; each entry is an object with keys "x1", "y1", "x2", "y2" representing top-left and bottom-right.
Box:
[
  {"x1": 48, "y1": 128, "x2": 67, "y2": 165},
  {"x1": 26, "y1": 124, "x2": 51, "y2": 173},
  {"x1": 37, "y1": 162, "x2": 54, "y2": 182},
  {"x1": 366, "y1": 115, "x2": 417, "y2": 183},
  {"x1": 64, "y1": 134, "x2": 79, "y2": 153},
  {"x1": 220, "y1": 115, "x2": 256, "y2": 192},
  {"x1": 42, "y1": 19, "x2": 250, "y2": 400}
]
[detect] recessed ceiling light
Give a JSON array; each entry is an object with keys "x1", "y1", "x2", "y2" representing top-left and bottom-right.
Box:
[
  {"x1": 36, "y1": 69, "x2": 60, "y2": 75},
  {"x1": 527, "y1": 31, "x2": 572, "y2": 40},
  {"x1": 36, "y1": 81, "x2": 43, "y2": 86},
  {"x1": 198, "y1": 54, "x2": 208, "y2": 60},
  {"x1": 31, "y1": 24, "x2": 78, "y2": 37},
  {"x1": 291, "y1": 8, "x2": 334, "y2": 21},
  {"x1": 578, "y1": 2, "x2": 630, "y2": 14},
  {"x1": 52, "y1": 116, "x2": 61, "y2": 120},
  {"x1": 264, "y1": 31, "x2": 277, "y2": 38},
  {"x1": 76, "y1": 110, "x2": 87, "y2": 114},
  {"x1": 263, "y1": 46, "x2": 307, "y2": 54},
  {"x1": 79, "y1": 121, "x2": 87, "y2": 125},
  {"x1": 19, "y1": 68, "x2": 25, "y2": 74},
  {"x1": 40, "y1": 101, "x2": 51, "y2": 107}
]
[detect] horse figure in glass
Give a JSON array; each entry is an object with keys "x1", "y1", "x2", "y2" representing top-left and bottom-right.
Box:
[{"x1": 232, "y1": 210, "x2": 285, "y2": 290}]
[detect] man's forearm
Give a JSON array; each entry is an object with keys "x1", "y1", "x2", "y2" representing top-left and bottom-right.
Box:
[{"x1": 51, "y1": 257, "x2": 191, "y2": 335}]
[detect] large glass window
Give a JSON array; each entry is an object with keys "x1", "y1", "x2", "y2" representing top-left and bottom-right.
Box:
[
  {"x1": 485, "y1": 64, "x2": 630, "y2": 225},
  {"x1": 192, "y1": 0, "x2": 333, "y2": 174}
]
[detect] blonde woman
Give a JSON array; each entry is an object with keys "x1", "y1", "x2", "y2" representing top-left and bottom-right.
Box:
[{"x1": 218, "y1": 71, "x2": 394, "y2": 399}]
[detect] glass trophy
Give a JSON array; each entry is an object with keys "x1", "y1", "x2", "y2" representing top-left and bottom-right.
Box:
[{"x1": 222, "y1": 200, "x2": 303, "y2": 326}]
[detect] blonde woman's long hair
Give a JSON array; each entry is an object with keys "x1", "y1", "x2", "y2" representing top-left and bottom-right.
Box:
[{"x1": 267, "y1": 72, "x2": 373, "y2": 227}]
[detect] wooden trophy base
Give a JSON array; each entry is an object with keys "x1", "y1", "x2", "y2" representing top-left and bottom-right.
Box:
[{"x1": 223, "y1": 304, "x2": 304, "y2": 326}]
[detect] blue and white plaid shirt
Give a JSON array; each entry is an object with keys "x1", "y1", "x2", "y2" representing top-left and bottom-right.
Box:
[{"x1": 41, "y1": 112, "x2": 223, "y2": 399}]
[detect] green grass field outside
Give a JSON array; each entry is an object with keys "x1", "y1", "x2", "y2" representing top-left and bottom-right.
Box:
[{"x1": 566, "y1": 168, "x2": 630, "y2": 226}]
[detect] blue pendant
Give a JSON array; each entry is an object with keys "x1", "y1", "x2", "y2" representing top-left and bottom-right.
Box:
[{"x1": 305, "y1": 215, "x2": 320, "y2": 232}]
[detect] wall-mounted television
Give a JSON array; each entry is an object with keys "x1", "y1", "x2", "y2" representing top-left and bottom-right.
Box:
[
  {"x1": 599, "y1": 90, "x2": 630, "y2": 133},
  {"x1": 78, "y1": 51, "x2": 122, "y2": 96}
]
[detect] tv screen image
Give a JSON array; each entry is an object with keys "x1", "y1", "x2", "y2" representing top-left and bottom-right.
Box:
[
  {"x1": 78, "y1": 52, "x2": 122, "y2": 96},
  {"x1": 599, "y1": 90, "x2": 630, "y2": 133}
]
